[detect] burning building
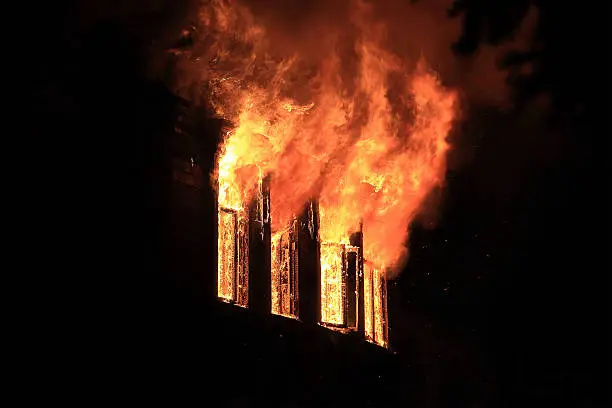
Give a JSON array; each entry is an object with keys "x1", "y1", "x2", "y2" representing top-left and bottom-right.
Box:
[
  {"x1": 216, "y1": 177, "x2": 389, "y2": 346},
  {"x1": 170, "y1": 0, "x2": 457, "y2": 349}
]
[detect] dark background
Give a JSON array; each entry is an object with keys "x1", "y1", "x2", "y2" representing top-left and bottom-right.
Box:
[{"x1": 33, "y1": 0, "x2": 605, "y2": 406}]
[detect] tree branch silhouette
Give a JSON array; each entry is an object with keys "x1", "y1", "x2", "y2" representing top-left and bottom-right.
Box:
[{"x1": 446, "y1": 0, "x2": 599, "y2": 131}]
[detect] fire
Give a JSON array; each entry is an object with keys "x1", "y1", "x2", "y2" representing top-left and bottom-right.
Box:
[
  {"x1": 189, "y1": 0, "x2": 458, "y2": 346},
  {"x1": 320, "y1": 242, "x2": 345, "y2": 325},
  {"x1": 270, "y1": 216, "x2": 300, "y2": 318}
]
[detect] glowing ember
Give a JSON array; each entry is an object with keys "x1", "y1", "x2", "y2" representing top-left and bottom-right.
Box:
[
  {"x1": 320, "y1": 242, "x2": 345, "y2": 325},
  {"x1": 189, "y1": 0, "x2": 458, "y2": 347},
  {"x1": 271, "y1": 216, "x2": 299, "y2": 318},
  {"x1": 217, "y1": 206, "x2": 249, "y2": 306}
]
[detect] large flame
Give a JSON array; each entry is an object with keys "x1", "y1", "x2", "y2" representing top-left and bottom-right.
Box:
[{"x1": 190, "y1": 0, "x2": 457, "y2": 334}]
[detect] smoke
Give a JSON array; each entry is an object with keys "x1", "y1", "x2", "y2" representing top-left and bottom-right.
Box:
[
  {"x1": 74, "y1": 0, "x2": 536, "y2": 105},
  {"x1": 217, "y1": 0, "x2": 536, "y2": 104},
  {"x1": 163, "y1": 0, "x2": 540, "y2": 117}
]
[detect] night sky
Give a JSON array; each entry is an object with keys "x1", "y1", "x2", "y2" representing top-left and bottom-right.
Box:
[{"x1": 33, "y1": 1, "x2": 604, "y2": 406}]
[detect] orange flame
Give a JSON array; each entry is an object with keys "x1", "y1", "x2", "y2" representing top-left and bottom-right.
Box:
[{"x1": 193, "y1": 0, "x2": 457, "y2": 335}]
